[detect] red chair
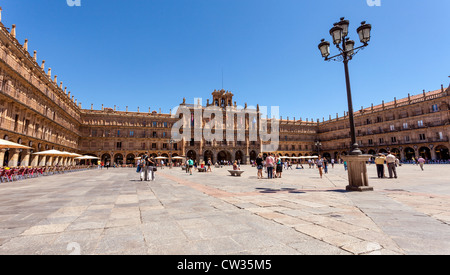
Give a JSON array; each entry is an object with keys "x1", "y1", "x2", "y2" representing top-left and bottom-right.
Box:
[
  {"x1": 23, "y1": 168, "x2": 31, "y2": 179},
  {"x1": 17, "y1": 168, "x2": 26, "y2": 180},
  {"x1": 37, "y1": 167, "x2": 44, "y2": 176},
  {"x1": 0, "y1": 169, "x2": 8, "y2": 183},
  {"x1": 4, "y1": 169, "x2": 14, "y2": 182},
  {"x1": 31, "y1": 168, "x2": 37, "y2": 178}
]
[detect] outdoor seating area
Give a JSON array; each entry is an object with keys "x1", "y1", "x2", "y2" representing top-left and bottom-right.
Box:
[
  {"x1": 0, "y1": 138, "x2": 101, "y2": 183},
  {"x1": 0, "y1": 165, "x2": 97, "y2": 183}
]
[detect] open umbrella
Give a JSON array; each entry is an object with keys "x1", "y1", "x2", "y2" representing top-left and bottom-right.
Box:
[
  {"x1": 0, "y1": 138, "x2": 32, "y2": 149},
  {"x1": 74, "y1": 155, "x2": 99, "y2": 160},
  {"x1": 155, "y1": 156, "x2": 168, "y2": 159},
  {"x1": 172, "y1": 156, "x2": 186, "y2": 159},
  {"x1": 33, "y1": 149, "x2": 68, "y2": 157},
  {"x1": 67, "y1": 152, "x2": 83, "y2": 158}
]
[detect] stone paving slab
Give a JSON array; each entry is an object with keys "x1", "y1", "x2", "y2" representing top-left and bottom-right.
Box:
[{"x1": 0, "y1": 164, "x2": 448, "y2": 255}]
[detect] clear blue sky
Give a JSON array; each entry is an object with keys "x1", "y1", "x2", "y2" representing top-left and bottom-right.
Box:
[{"x1": 2, "y1": 0, "x2": 449, "y2": 120}]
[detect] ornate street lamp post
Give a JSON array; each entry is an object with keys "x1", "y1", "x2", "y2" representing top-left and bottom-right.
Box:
[
  {"x1": 169, "y1": 139, "x2": 175, "y2": 169},
  {"x1": 315, "y1": 140, "x2": 322, "y2": 157},
  {"x1": 318, "y1": 17, "x2": 373, "y2": 192},
  {"x1": 318, "y1": 18, "x2": 371, "y2": 155}
]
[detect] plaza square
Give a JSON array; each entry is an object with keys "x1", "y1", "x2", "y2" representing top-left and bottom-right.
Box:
[
  {"x1": 0, "y1": 1, "x2": 448, "y2": 257},
  {"x1": 0, "y1": 163, "x2": 449, "y2": 255}
]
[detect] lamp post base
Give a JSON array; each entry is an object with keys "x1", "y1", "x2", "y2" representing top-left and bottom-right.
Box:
[
  {"x1": 342, "y1": 154, "x2": 373, "y2": 192},
  {"x1": 346, "y1": 185, "x2": 374, "y2": 192}
]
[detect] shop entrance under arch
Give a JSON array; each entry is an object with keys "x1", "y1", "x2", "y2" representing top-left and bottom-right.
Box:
[{"x1": 217, "y1": 151, "x2": 231, "y2": 163}]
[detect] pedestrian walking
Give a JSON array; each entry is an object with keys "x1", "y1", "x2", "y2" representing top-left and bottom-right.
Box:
[
  {"x1": 149, "y1": 156, "x2": 156, "y2": 181},
  {"x1": 207, "y1": 158, "x2": 212, "y2": 172},
  {"x1": 316, "y1": 156, "x2": 324, "y2": 179},
  {"x1": 418, "y1": 156, "x2": 426, "y2": 171},
  {"x1": 256, "y1": 153, "x2": 263, "y2": 179},
  {"x1": 386, "y1": 151, "x2": 397, "y2": 179},
  {"x1": 323, "y1": 157, "x2": 328, "y2": 174},
  {"x1": 185, "y1": 159, "x2": 189, "y2": 173},
  {"x1": 266, "y1": 153, "x2": 274, "y2": 179},
  {"x1": 375, "y1": 153, "x2": 386, "y2": 178},
  {"x1": 276, "y1": 154, "x2": 283, "y2": 178},
  {"x1": 188, "y1": 158, "x2": 194, "y2": 175},
  {"x1": 140, "y1": 152, "x2": 151, "y2": 181}
]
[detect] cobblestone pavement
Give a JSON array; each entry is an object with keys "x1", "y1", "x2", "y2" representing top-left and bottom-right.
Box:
[{"x1": 0, "y1": 163, "x2": 449, "y2": 255}]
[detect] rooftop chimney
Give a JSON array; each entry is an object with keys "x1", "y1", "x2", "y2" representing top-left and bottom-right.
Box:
[
  {"x1": 33, "y1": 51, "x2": 37, "y2": 62},
  {"x1": 23, "y1": 39, "x2": 28, "y2": 51},
  {"x1": 0, "y1": 7, "x2": 3, "y2": 22}
]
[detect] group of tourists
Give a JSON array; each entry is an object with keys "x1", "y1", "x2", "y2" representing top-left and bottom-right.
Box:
[
  {"x1": 374, "y1": 152, "x2": 399, "y2": 179},
  {"x1": 136, "y1": 152, "x2": 156, "y2": 181},
  {"x1": 374, "y1": 151, "x2": 427, "y2": 178},
  {"x1": 254, "y1": 153, "x2": 333, "y2": 180},
  {"x1": 185, "y1": 158, "x2": 213, "y2": 175},
  {"x1": 254, "y1": 153, "x2": 294, "y2": 179}
]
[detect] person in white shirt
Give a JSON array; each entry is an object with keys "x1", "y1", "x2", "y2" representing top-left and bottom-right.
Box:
[{"x1": 386, "y1": 152, "x2": 397, "y2": 179}]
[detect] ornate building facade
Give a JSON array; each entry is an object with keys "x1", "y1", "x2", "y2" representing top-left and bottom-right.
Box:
[{"x1": 0, "y1": 9, "x2": 448, "y2": 167}]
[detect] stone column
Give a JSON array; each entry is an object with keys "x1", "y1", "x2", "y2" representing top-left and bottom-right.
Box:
[
  {"x1": 8, "y1": 149, "x2": 19, "y2": 167},
  {"x1": 22, "y1": 149, "x2": 31, "y2": 167},
  {"x1": 30, "y1": 153, "x2": 39, "y2": 167},
  {"x1": 0, "y1": 149, "x2": 6, "y2": 167},
  {"x1": 342, "y1": 155, "x2": 373, "y2": 192},
  {"x1": 430, "y1": 147, "x2": 437, "y2": 161},
  {"x1": 46, "y1": 156, "x2": 53, "y2": 166},
  {"x1": 39, "y1": 156, "x2": 47, "y2": 167},
  {"x1": 400, "y1": 149, "x2": 405, "y2": 161}
]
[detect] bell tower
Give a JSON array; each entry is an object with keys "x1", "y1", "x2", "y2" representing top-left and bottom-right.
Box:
[{"x1": 212, "y1": 89, "x2": 234, "y2": 108}]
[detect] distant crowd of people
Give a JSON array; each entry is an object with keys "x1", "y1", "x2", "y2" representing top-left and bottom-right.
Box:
[
  {"x1": 253, "y1": 153, "x2": 332, "y2": 179},
  {"x1": 128, "y1": 151, "x2": 443, "y2": 181}
]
